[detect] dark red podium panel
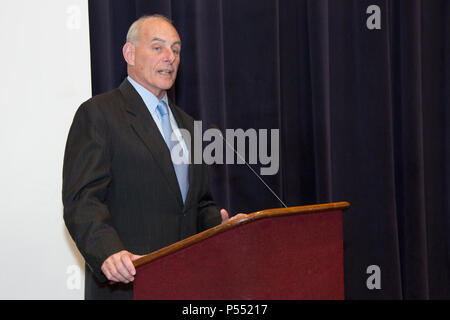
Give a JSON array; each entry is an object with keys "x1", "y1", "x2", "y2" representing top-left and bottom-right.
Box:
[{"x1": 133, "y1": 202, "x2": 348, "y2": 300}]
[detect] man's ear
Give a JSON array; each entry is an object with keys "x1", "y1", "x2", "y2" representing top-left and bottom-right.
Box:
[{"x1": 123, "y1": 42, "x2": 135, "y2": 66}]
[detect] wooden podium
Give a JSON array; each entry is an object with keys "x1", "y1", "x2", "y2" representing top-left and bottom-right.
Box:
[{"x1": 132, "y1": 201, "x2": 349, "y2": 300}]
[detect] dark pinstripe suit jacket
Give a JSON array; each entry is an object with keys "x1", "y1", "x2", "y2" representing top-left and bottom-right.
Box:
[{"x1": 62, "y1": 79, "x2": 221, "y2": 299}]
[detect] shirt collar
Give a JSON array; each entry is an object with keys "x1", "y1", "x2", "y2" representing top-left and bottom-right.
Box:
[{"x1": 127, "y1": 76, "x2": 168, "y2": 114}]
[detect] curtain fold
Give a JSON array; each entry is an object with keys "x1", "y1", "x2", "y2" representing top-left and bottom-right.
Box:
[
  {"x1": 391, "y1": 0, "x2": 429, "y2": 299},
  {"x1": 88, "y1": 0, "x2": 450, "y2": 299},
  {"x1": 306, "y1": 0, "x2": 332, "y2": 203}
]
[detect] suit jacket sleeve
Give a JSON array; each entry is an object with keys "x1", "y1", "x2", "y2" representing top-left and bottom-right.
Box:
[
  {"x1": 197, "y1": 163, "x2": 222, "y2": 231},
  {"x1": 62, "y1": 101, "x2": 125, "y2": 282}
]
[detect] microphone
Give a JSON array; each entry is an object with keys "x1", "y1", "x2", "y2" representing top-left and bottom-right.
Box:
[{"x1": 208, "y1": 123, "x2": 287, "y2": 208}]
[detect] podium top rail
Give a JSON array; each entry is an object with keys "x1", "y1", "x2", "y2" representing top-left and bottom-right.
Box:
[{"x1": 133, "y1": 201, "x2": 350, "y2": 268}]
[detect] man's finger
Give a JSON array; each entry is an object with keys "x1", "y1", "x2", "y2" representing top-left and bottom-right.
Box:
[
  {"x1": 121, "y1": 253, "x2": 137, "y2": 277},
  {"x1": 131, "y1": 254, "x2": 144, "y2": 261},
  {"x1": 102, "y1": 266, "x2": 117, "y2": 283},
  {"x1": 107, "y1": 262, "x2": 129, "y2": 283},
  {"x1": 230, "y1": 213, "x2": 247, "y2": 221},
  {"x1": 102, "y1": 260, "x2": 120, "y2": 282},
  {"x1": 113, "y1": 257, "x2": 134, "y2": 282},
  {"x1": 220, "y1": 209, "x2": 229, "y2": 223}
]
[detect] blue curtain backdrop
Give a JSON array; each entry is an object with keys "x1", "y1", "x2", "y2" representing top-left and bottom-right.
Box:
[{"x1": 87, "y1": 0, "x2": 450, "y2": 299}]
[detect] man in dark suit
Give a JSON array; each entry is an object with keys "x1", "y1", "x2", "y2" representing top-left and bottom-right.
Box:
[{"x1": 63, "y1": 14, "x2": 244, "y2": 300}]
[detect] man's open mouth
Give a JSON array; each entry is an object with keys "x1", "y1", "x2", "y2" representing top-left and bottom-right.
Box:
[{"x1": 158, "y1": 69, "x2": 173, "y2": 75}]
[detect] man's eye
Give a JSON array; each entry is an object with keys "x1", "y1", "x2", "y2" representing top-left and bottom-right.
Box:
[
  {"x1": 153, "y1": 47, "x2": 161, "y2": 51},
  {"x1": 173, "y1": 49, "x2": 179, "y2": 55}
]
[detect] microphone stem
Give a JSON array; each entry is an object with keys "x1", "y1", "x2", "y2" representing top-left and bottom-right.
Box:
[{"x1": 218, "y1": 132, "x2": 288, "y2": 208}]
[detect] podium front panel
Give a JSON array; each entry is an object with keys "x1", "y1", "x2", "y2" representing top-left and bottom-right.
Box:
[{"x1": 134, "y1": 209, "x2": 344, "y2": 299}]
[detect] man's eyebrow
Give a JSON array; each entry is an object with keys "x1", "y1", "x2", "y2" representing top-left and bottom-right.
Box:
[
  {"x1": 151, "y1": 37, "x2": 166, "y2": 43},
  {"x1": 151, "y1": 38, "x2": 181, "y2": 46}
]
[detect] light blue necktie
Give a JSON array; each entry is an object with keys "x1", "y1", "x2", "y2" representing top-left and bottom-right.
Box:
[{"x1": 156, "y1": 101, "x2": 189, "y2": 203}]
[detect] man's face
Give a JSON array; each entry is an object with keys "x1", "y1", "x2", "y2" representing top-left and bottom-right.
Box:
[{"x1": 127, "y1": 18, "x2": 181, "y2": 99}]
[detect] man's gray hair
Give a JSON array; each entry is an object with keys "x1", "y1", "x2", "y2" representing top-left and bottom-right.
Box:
[{"x1": 126, "y1": 14, "x2": 174, "y2": 45}]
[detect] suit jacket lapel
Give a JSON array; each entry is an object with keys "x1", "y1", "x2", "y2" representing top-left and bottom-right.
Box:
[{"x1": 118, "y1": 79, "x2": 184, "y2": 207}]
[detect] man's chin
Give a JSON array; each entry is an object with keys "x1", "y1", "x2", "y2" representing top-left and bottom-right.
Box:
[{"x1": 157, "y1": 81, "x2": 175, "y2": 91}]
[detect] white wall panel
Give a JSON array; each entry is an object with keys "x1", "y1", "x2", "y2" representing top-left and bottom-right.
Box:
[{"x1": 0, "y1": 0, "x2": 91, "y2": 299}]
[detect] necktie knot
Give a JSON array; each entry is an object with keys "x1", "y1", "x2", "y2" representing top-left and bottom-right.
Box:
[{"x1": 157, "y1": 101, "x2": 169, "y2": 117}]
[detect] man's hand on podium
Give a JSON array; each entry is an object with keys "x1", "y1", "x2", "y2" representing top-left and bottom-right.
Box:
[
  {"x1": 104, "y1": 210, "x2": 246, "y2": 285},
  {"x1": 220, "y1": 208, "x2": 247, "y2": 224},
  {"x1": 102, "y1": 250, "x2": 143, "y2": 284}
]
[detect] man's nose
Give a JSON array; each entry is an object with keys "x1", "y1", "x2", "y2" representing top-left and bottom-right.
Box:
[{"x1": 163, "y1": 47, "x2": 176, "y2": 64}]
